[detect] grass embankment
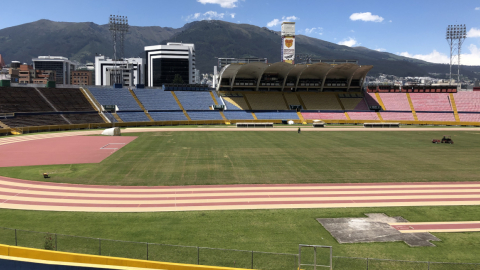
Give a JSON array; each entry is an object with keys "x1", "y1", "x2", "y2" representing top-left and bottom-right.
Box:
[
  {"x1": 0, "y1": 131, "x2": 479, "y2": 186},
  {"x1": 0, "y1": 206, "x2": 479, "y2": 265}
]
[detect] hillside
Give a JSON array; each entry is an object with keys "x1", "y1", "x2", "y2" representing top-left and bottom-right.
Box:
[{"x1": 1, "y1": 19, "x2": 479, "y2": 79}]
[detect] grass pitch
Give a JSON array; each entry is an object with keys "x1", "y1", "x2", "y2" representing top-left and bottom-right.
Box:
[
  {"x1": 0, "y1": 206, "x2": 480, "y2": 264},
  {"x1": 0, "y1": 130, "x2": 479, "y2": 186}
]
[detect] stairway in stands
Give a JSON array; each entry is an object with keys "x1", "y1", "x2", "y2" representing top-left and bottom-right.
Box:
[
  {"x1": 449, "y1": 93, "x2": 460, "y2": 122},
  {"x1": 129, "y1": 88, "x2": 154, "y2": 121},
  {"x1": 406, "y1": 93, "x2": 419, "y2": 121},
  {"x1": 209, "y1": 92, "x2": 228, "y2": 123},
  {"x1": 0, "y1": 120, "x2": 9, "y2": 129},
  {"x1": 171, "y1": 92, "x2": 192, "y2": 120},
  {"x1": 80, "y1": 87, "x2": 110, "y2": 123}
]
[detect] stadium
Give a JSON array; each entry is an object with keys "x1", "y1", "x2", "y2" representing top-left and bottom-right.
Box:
[{"x1": 1, "y1": 59, "x2": 480, "y2": 270}]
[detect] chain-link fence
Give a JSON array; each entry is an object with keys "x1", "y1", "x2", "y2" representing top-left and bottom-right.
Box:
[{"x1": 1, "y1": 226, "x2": 480, "y2": 270}]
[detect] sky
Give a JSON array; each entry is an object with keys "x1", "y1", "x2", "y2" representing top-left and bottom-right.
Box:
[{"x1": 1, "y1": 0, "x2": 480, "y2": 65}]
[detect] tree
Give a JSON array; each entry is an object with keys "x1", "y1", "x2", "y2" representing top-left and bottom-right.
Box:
[{"x1": 172, "y1": 74, "x2": 185, "y2": 84}]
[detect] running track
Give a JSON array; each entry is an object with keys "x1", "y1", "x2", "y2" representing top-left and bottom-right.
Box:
[{"x1": 1, "y1": 128, "x2": 480, "y2": 212}]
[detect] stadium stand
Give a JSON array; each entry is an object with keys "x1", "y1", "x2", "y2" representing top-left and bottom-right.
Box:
[
  {"x1": 409, "y1": 93, "x2": 452, "y2": 112},
  {"x1": 348, "y1": 112, "x2": 380, "y2": 120},
  {"x1": 380, "y1": 112, "x2": 415, "y2": 121},
  {"x1": 0, "y1": 87, "x2": 52, "y2": 113},
  {"x1": 149, "y1": 111, "x2": 188, "y2": 121},
  {"x1": 174, "y1": 91, "x2": 214, "y2": 110},
  {"x1": 211, "y1": 91, "x2": 224, "y2": 106},
  {"x1": 416, "y1": 112, "x2": 456, "y2": 121},
  {"x1": 458, "y1": 113, "x2": 480, "y2": 122},
  {"x1": 0, "y1": 114, "x2": 68, "y2": 127},
  {"x1": 64, "y1": 113, "x2": 104, "y2": 124},
  {"x1": 88, "y1": 88, "x2": 142, "y2": 111},
  {"x1": 340, "y1": 98, "x2": 369, "y2": 110},
  {"x1": 116, "y1": 112, "x2": 150, "y2": 122},
  {"x1": 133, "y1": 89, "x2": 181, "y2": 111},
  {"x1": 302, "y1": 112, "x2": 348, "y2": 120},
  {"x1": 223, "y1": 97, "x2": 249, "y2": 110},
  {"x1": 284, "y1": 93, "x2": 301, "y2": 107},
  {"x1": 39, "y1": 88, "x2": 96, "y2": 112},
  {"x1": 103, "y1": 112, "x2": 118, "y2": 123},
  {"x1": 223, "y1": 111, "x2": 255, "y2": 120},
  {"x1": 300, "y1": 93, "x2": 342, "y2": 110},
  {"x1": 254, "y1": 111, "x2": 299, "y2": 120},
  {"x1": 246, "y1": 93, "x2": 288, "y2": 110},
  {"x1": 187, "y1": 111, "x2": 224, "y2": 120},
  {"x1": 453, "y1": 91, "x2": 480, "y2": 112},
  {"x1": 364, "y1": 93, "x2": 381, "y2": 108},
  {"x1": 379, "y1": 93, "x2": 411, "y2": 111}
]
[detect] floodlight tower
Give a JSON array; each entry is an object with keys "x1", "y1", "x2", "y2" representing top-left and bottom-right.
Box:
[
  {"x1": 119, "y1": 16, "x2": 129, "y2": 60},
  {"x1": 446, "y1": 24, "x2": 467, "y2": 84},
  {"x1": 109, "y1": 15, "x2": 129, "y2": 85}
]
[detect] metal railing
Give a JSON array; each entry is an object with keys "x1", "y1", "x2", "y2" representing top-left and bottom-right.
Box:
[{"x1": 1, "y1": 226, "x2": 480, "y2": 270}]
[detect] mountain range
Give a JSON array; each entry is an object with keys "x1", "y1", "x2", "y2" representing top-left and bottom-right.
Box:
[{"x1": 1, "y1": 19, "x2": 479, "y2": 79}]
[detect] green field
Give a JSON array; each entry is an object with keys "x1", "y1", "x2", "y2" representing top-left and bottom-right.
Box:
[
  {"x1": 0, "y1": 130, "x2": 479, "y2": 186},
  {"x1": 1, "y1": 206, "x2": 480, "y2": 265},
  {"x1": 1, "y1": 129, "x2": 480, "y2": 269}
]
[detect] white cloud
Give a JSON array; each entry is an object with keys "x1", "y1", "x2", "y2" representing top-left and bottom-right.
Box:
[
  {"x1": 230, "y1": 13, "x2": 235, "y2": 19},
  {"x1": 282, "y1": 16, "x2": 299, "y2": 21},
  {"x1": 267, "y1": 19, "x2": 280, "y2": 27},
  {"x1": 398, "y1": 46, "x2": 480, "y2": 65},
  {"x1": 350, "y1": 12, "x2": 384, "y2": 22},
  {"x1": 338, "y1": 37, "x2": 360, "y2": 47},
  {"x1": 266, "y1": 15, "x2": 299, "y2": 28},
  {"x1": 375, "y1": 48, "x2": 386, "y2": 52},
  {"x1": 399, "y1": 50, "x2": 449, "y2": 64},
  {"x1": 475, "y1": 7, "x2": 480, "y2": 10},
  {"x1": 197, "y1": 0, "x2": 238, "y2": 8},
  {"x1": 305, "y1": 27, "x2": 316, "y2": 34},
  {"x1": 468, "y1": 27, "x2": 480, "y2": 38},
  {"x1": 185, "y1": 11, "x2": 225, "y2": 21},
  {"x1": 389, "y1": 20, "x2": 392, "y2": 23},
  {"x1": 304, "y1": 27, "x2": 323, "y2": 35}
]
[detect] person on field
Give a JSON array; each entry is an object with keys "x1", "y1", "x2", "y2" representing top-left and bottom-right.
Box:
[{"x1": 298, "y1": 127, "x2": 301, "y2": 134}]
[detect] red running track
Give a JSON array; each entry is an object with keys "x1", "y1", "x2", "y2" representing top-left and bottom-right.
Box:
[
  {"x1": 0, "y1": 136, "x2": 136, "y2": 167},
  {"x1": 0, "y1": 176, "x2": 480, "y2": 212}
]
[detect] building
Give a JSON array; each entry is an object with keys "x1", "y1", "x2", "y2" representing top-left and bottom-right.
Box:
[
  {"x1": 94, "y1": 55, "x2": 143, "y2": 86},
  {"x1": 281, "y1": 22, "x2": 295, "y2": 64},
  {"x1": 144, "y1": 43, "x2": 196, "y2": 87},
  {"x1": 18, "y1": 64, "x2": 55, "y2": 84},
  {"x1": 32, "y1": 56, "x2": 77, "y2": 85},
  {"x1": 71, "y1": 70, "x2": 93, "y2": 85},
  {"x1": 217, "y1": 58, "x2": 267, "y2": 71},
  {"x1": 0, "y1": 54, "x2": 5, "y2": 69}
]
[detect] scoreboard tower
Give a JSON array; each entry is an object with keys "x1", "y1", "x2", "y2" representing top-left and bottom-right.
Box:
[{"x1": 281, "y1": 22, "x2": 296, "y2": 64}]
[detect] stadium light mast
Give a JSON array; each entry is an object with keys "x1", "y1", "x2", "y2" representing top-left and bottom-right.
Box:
[
  {"x1": 446, "y1": 24, "x2": 467, "y2": 84},
  {"x1": 109, "y1": 15, "x2": 129, "y2": 85}
]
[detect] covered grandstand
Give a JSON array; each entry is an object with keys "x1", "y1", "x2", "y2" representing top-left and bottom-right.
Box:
[{"x1": 217, "y1": 62, "x2": 373, "y2": 92}]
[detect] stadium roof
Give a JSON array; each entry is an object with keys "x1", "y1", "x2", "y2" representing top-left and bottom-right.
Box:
[{"x1": 218, "y1": 62, "x2": 373, "y2": 91}]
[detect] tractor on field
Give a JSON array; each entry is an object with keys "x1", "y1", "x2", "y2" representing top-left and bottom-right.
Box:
[{"x1": 432, "y1": 136, "x2": 454, "y2": 144}]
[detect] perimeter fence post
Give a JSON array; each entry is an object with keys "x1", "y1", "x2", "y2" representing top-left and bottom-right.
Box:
[
  {"x1": 428, "y1": 261, "x2": 430, "y2": 270},
  {"x1": 366, "y1": 258, "x2": 369, "y2": 270},
  {"x1": 99, "y1": 239, "x2": 101, "y2": 255},
  {"x1": 14, "y1": 229, "x2": 17, "y2": 246},
  {"x1": 251, "y1": 251, "x2": 253, "y2": 269},
  {"x1": 55, "y1": 234, "x2": 57, "y2": 251},
  {"x1": 146, "y1": 243, "x2": 149, "y2": 260},
  {"x1": 197, "y1": 246, "x2": 200, "y2": 265}
]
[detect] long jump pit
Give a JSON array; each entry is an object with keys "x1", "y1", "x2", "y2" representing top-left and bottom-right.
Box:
[{"x1": 0, "y1": 135, "x2": 136, "y2": 167}]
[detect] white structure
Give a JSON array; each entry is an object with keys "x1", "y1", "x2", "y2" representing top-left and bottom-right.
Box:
[
  {"x1": 144, "y1": 43, "x2": 196, "y2": 87},
  {"x1": 32, "y1": 56, "x2": 77, "y2": 84},
  {"x1": 281, "y1": 22, "x2": 295, "y2": 64},
  {"x1": 94, "y1": 55, "x2": 144, "y2": 86}
]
